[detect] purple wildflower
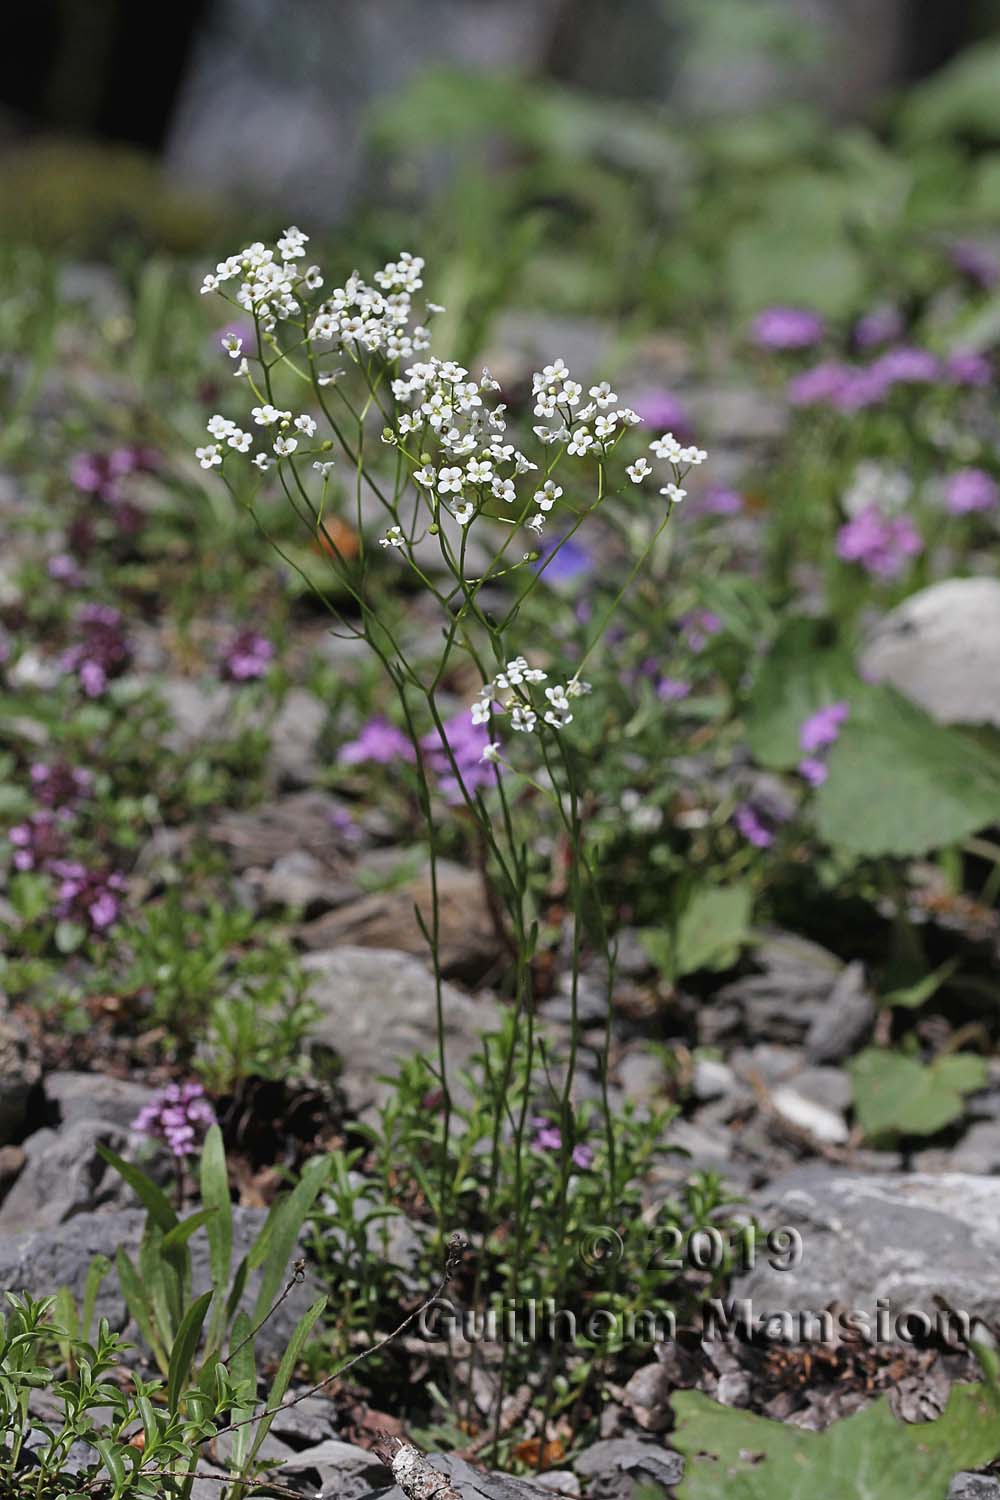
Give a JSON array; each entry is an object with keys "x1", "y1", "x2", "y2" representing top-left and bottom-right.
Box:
[
  {"x1": 60, "y1": 604, "x2": 131, "y2": 696},
  {"x1": 854, "y1": 307, "x2": 903, "y2": 348},
  {"x1": 69, "y1": 446, "x2": 157, "y2": 503},
  {"x1": 786, "y1": 361, "x2": 854, "y2": 408},
  {"x1": 625, "y1": 387, "x2": 692, "y2": 435},
  {"x1": 799, "y1": 701, "x2": 850, "y2": 754},
  {"x1": 689, "y1": 486, "x2": 744, "y2": 517},
  {"x1": 657, "y1": 675, "x2": 691, "y2": 703},
  {"x1": 752, "y1": 307, "x2": 825, "y2": 351},
  {"x1": 871, "y1": 346, "x2": 940, "y2": 386},
  {"x1": 533, "y1": 534, "x2": 592, "y2": 585},
  {"x1": 329, "y1": 804, "x2": 363, "y2": 845},
  {"x1": 29, "y1": 762, "x2": 92, "y2": 811},
  {"x1": 531, "y1": 1117, "x2": 593, "y2": 1169},
  {"x1": 8, "y1": 811, "x2": 65, "y2": 873},
  {"x1": 132, "y1": 1082, "x2": 217, "y2": 1160},
  {"x1": 733, "y1": 804, "x2": 774, "y2": 849},
  {"x1": 421, "y1": 710, "x2": 497, "y2": 805},
  {"x1": 338, "y1": 716, "x2": 415, "y2": 767},
  {"x1": 47, "y1": 554, "x2": 83, "y2": 586},
  {"x1": 50, "y1": 861, "x2": 127, "y2": 933},
  {"x1": 945, "y1": 350, "x2": 992, "y2": 387},
  {"x1": 221, "y1": 628, "x2": 275, "y2": 682},
  {"x1": 798, "y1": 757, "x2": 829, "y2": 787},
  {"x1": 835, "y1": 504, "x2": 923, "y2": 579},
  {"x1": 681, "y1": 611, "x2": 723, "y2": 654},
  {"x1": 949, "y1": 241, "x2": 1000, "y2": 290},
  {"x1": 944, "y1": 468, "x2": 998, "y2": 515}
]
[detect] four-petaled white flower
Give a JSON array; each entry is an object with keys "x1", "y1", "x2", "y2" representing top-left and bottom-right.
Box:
[
  {"x1": 274, "y1": 435, "x2": 298, "y2": 457},
  {"x1": 253, "y1": 454, "x2": 272, "y2": 471},
  {"x1": 227, "y1": 428, "x2": 252, "y2": 452},
  {"x1": 295, "y1": 414, "x2": 317, "y2": 436},
  {"x1": 380, "y1": 526, "x2": 405, "y2": 548},
  {"x1": 534, "y1": 480, "x2": 562, "y2": 511},
  {"x1": 437, "y1": 466, "x2": 464, "y2": 495},
  {"x1": 221, "y1": 333, "x2": 243, "y2": 358},
  {"x1": 660, "y1": 483, "x2": 686, "y2": 503},
  {"x1": 567, "y1": 429, "x2": 594, "y2": 456},
  {"x1": 252, "y1": 404, "x2": 284, "y2": 426},
  {"x1": 465, "y1": 458, "x2": 493, "y2": 484},
  {"x1": 452, "y1": 501, "x2": 475, "y2": 525},
  {"x1": 627, "y1": 458, "x2": 652, "y2": 484},
  {"x1": 207, "y1": 414, "x2": 236, "y2": 440},
  {"x1": 196, "y1": 445, "x2": 222, "y2": 469}
]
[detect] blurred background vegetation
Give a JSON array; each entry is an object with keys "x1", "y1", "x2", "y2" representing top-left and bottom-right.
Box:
[{"x1": 3, "y1": 0, "x2": 1000, "y2": 342}]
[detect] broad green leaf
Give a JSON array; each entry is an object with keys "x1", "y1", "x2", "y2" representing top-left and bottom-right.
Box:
[
  {"x1": 746, "y1": 619, "x2": 859, "y2": 768},
  {"x1": 670, "y1": 1381, "x2": 1000, "y2": 1499},
  {"x1": 167, "y1": 1290, "x2": 213, "y2": 1413},
  {"x1": 815, "y1": 692, "x2": 1000, "y2": 858},
  {"x1": 160, "y1": 1207, "x2": 216, "y2": 1253},
  {"x1": 850, "y1": 1047, "x2": 988, "y2": 1140},
  {"x1": 641, "y1": 884, "x2": 753, "y2": 979}
]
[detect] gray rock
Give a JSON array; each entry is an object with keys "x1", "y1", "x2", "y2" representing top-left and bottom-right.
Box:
[
  {"x1": 357, "y1": 1453, "x2": 557, "y2": 1500},
  {"x1": 769, "y1": 1085, "x2": 848, "y2": 1145},
  {"x1": 915, "y1": 1121, "x2": 1000, "y2": 1177},
  {"x1": 734, "y1": 1169, "x2": 1000, "y2": 1332},
  {"x1": 805, "y1": 961, "x2": 875, "y2": 1063},
  {"x1": 209, "y1": 792, "x2": 355, "y2": 871},
  {"x1": 691, "y1": 1057, "x2": 736, "y2": 1101},
  {"x1": 531, "y1": 1475, "x2": 579, "y2": 1497},
  {"x1": 44, "y1": 1071, "x2": 157, "y2": 1131},
  {"x1": 861, "y1": 578, "x2": 1000, "y2": 728},
  {"x1": 267, "y1": 1393, "x2": 341, "y2": 1447},
  {"x1": 617, "y1": 1050, "x2": 669, "y2": 1105},
  {"x1": 0, "y1": 1120, "x2": 142, "y2": 1233},
  {"x1": 949, "y1": 1475, "x2": 1000, "y2": 1499},
  {"x1": 0, "y1": 1206, "x2": 318, "y2": 1363},
  {"x1": 253, "y1": 850, "x2": 357, "y2": 915},
  {"x1": 573, "y1": 1437, "x2": 683, "y2": 1499},
  {"x1": 269, "y1": 689, "x2": 328, "y2": 788},
  {"x1": 717, "y1": 932, "x2": 843, "y2": 1043},
  {"x1": 0, "y1": 1012, "x2": 40, "y2": 1145},
  {"x1": 621, "y1": 1363, "x2": 672, "y2": 1432},
  {"x1": 277, "y1": 1439, "x2": 389, "y2": 1499},
  {"x1": 161, "y1": 677, "x2": 237, "y2": 752},
  {"x1": 302, "y1": 946, "x2": 501, "y2": 1112},
  {"x1": 299, "y1": 859, "x2": 499, "y2": 982}
]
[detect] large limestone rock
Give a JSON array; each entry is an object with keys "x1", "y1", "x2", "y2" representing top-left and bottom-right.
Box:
[{"x1": 861, "y1": 578, "x2": 1000, "y2": 729}]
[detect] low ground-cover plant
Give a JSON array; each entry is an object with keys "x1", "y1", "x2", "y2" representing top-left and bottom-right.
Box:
[{"x1": 1, "y1": 1126, "x2": 329, "y2": 1499}]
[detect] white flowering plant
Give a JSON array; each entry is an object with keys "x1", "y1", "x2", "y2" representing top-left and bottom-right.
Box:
[{"x1": 195, "y1": 226, "x2": 707, "y2": 1440}]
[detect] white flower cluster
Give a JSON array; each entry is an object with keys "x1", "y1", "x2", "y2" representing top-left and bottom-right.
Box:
[
  {"x1": 391, "y1": 358, "x2": 538, "y2": 528},
  {"x1": 196, "y1": 409, "x2": 319, "y2": 470},
  {"x1": 308, "y1": 251, "x2": 430, "y2": 360},
  {"x1": 471, "y1": 658, "x2": 592, "y2": 736}
]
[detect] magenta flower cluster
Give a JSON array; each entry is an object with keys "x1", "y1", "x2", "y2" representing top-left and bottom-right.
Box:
[
  {"x1": 798, "y1": 701, "x2": 850, "y2": 787},
  {"x1": 339, "y1": 711, "x2": 497, "y2": 805},
  {"x1": 787, "y1": 345, "x2": 991, "y2": 412},
  {"x1": 944, "y1": 468, "x2": 998, "y2": 515},
  {"x1": 60, "y1": 604, "x2": 132, "y2": 696},
  {"x1": 132, "y1": 1082, "x2": 217, "y2": 1159},
  {"x1": 51, "y1": 861, "x2": 127, "y2": 933},
  {"x1": 752, "y1": 307, "x2": 826, "y2": 351},
  {"x1": 221, "y1": 628, "x2": 275, "y2": 681},
  {"x1": 836, "y1": 505, "x2": 922, "y2": 579}
]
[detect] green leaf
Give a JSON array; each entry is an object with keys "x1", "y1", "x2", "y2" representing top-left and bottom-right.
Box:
[
  {"x1": 54, "y1": 919, "x2": 86, "y2": 954},
  {"x1": 849, "y1": 1048, "x2": 988, "y2": 1140},
  {"x1": 160, "y1": 1207, "x2": 216, "y2": 1253},
  {"x1": 227, "y1": 1310, "x2": 257, "y2": 1474},
  {"x1": 115, "y1": 1249, "x2": 166, "y2": 1372},
  {"x1": 248, "y1": 1155, "x2": 330, "y2": 1324},
  {"x1": 81, "y1": 1254, "x2": 111, "y2": 1345},
  {"x1": 200, "y1": 1124, "x2": 232, "y2": 1359},
  {"x1": 167, "y1": 1290, "x2": 213, "y2": 1413},
  {"x1": 670, "y1": 1382, "x2": 1000, "y2": 1498},
  {"x1": 746, "y1": 619, "x2": 859, "y2": 769},
  {"x1": 247, "y1": 1294, "x2": 326, "y2": 1469},
  {"x1": 881, "y1": 959, "x2": 959, "y2": 1010},
  {"x1": 94, "y1": 1436, "x2": 127, "y2": 1490},
  {"x1": 95, "y1": 1146, "x2": 178, "y2": 1234},
  {"x1": 815, "y1": 692, "x2": 1000, "y2": 858},
  {"x1": 641, "y1": 884, "x2": 753, "y2": 979}
]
